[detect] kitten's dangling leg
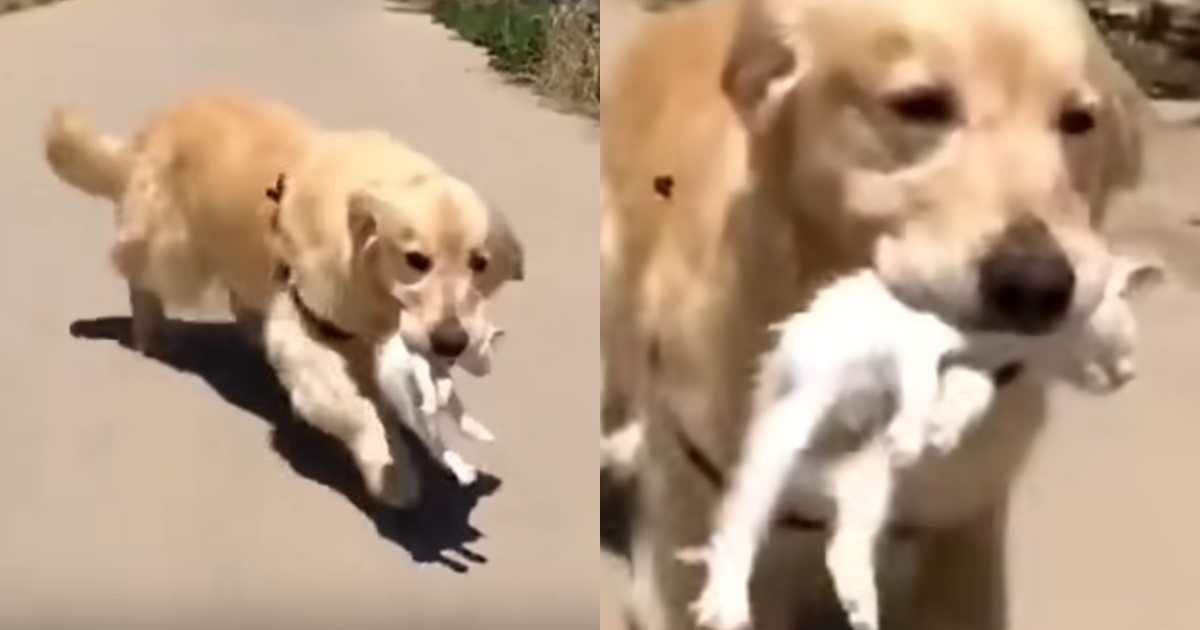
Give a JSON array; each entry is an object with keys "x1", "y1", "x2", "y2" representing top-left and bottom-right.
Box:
[
  {"x1": 826, "y1": 452, "x2": 892, "y2": 630},
  {"x1": 690, "y1": 386, "x2": 836, "y2": 630},
  {"x1": 445, "y1": 384, "x2": 496, "y2": 443},
  {"x1": 886, "y1": 325, "x2": 964, "y2": 466},
  {"x1": 434, "y1": 372, "x2": 454, "y2": 407},
  {"x1": 377, "y1": 338, "x2": 475, "y2": 486},
  {"x1": 411, "y1": 355, "x2": 441, "y2": 416}
]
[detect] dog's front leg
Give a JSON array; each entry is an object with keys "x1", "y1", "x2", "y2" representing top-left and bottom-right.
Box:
[
  {"x1": 636, "y1": 421, "x2": 719, "y2": 630},
  {"x1": 229, "y1": 290, "x2": 265, "y2": 350},
  {"x1": 907, "y1": 505, "x2": 1009, "y2": 630},
  {"x1": 264, "y1": 296, "x2": 419, "y2": 509},
  {"x1": 128, "y1": 284, "x2": 167, "y2": 356}
]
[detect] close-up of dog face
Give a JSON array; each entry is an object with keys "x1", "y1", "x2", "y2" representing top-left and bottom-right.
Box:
[
  {"x1": 350, "y1": 176, "x2": 524, "y2": 360},
  {"x1": 724, "y1": 0, "x2": 1142, "y2": 335}
]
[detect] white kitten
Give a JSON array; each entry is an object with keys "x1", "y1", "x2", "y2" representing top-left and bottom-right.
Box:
[
  {"x1": 685, "y1": 257, "x2": 1162, "y2": 630},
  {"x1": 375, "y1": 324, "x2": 505, "y2": 486}
]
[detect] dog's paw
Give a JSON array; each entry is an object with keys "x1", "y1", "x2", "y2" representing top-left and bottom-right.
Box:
[
  {"x1": 443, "y1": 451, "x2": 480, "y2": 486},
  {"x1": 131, "y1": 332, "x2": 174, "y2": 359},
  {"x1": 363, "y1": 461, "x2": 421, "y2": 509},
  {"x1": 459, "y1": 415, "x2": 496, "y2": 443}
]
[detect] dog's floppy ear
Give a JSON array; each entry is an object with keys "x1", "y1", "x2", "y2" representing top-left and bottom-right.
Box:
[
  {"x1": 486, "y1": 204, "x2": 525, "y2": 282},
  {"x1": 1099, "y1": 73, "x2": 1146, "y2": 193},
  {"x1": 264, "y1": 173, "x2": 297, "y2": 276},
  {"x1": 1083, "y1": 16, "x2": 1149, "y2": 193},
  {"x1": 1113, "y1": 256, "x2": 1166, "y2": 300},
  {"x1": 721, "y1": 0, "x2": 812, "y2": 134},
  {"x1": 347, "y1": 189, "x2": 386, "y2": 252}
]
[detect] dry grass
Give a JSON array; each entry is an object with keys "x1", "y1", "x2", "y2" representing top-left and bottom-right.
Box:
[
  {"x1": 538, "y1": 3, "x2": 599, "y2": 117},
  {"x1": 424, "y1": 0, "x2": 599, "y2": 117}
]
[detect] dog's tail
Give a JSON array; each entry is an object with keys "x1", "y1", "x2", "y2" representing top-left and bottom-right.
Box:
[{"x1": 44, "y1": 107, "x2": 132, "y2": 201}]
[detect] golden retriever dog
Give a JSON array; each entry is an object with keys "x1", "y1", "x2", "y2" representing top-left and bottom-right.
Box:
[
  {"x1": 601, "y1": 0, "x2": 1149, "y2": 628},
  {"x1": 45, "y1": 94, "x2": 523, "y2": 508}
]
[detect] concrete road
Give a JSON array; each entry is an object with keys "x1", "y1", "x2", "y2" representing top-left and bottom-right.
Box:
[
  {"x1": 1008, "y1": 110, "x2": 1200, "y2": 630},
  {"x1": 0, "y1": 2, "x2": 598, "y2": 629},
  {"x1": 600, "y1": 2, "x2": 1200, "y2": 628}
]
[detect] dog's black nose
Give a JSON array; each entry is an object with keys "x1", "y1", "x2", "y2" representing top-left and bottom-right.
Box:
[
  {"x1": 979, "y1": 219, "x2": 1075, "y2": 335},
  {"x1": 430, "y1": 320, "x2": 470, "y2": 358}
]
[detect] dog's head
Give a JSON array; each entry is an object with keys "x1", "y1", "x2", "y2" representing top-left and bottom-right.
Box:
[
  {"x1": 724, "y1": 0, "x2": 1145, "y2": 335},
  {"x1": 346, "y1": 174, "x2": 524, "y2": 360}
]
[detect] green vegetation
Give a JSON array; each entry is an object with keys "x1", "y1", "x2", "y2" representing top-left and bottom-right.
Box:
[
  {"x1": 430, "y1": 0, "x2": 599, "y2": 116},
  {"x1": 431, "y1": 0, "x2": 550, "y2": 76}
]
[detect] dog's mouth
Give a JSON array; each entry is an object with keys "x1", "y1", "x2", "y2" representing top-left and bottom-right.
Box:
[
  {"x1": 397, "y1": 327, "x2": 432, "y2": 356},
  {"x1": 878, "y1": 268, "x2": 1085, "y2": 340},
  {"x1": 874, "y1": 278, "x2": 973, "y2": 331}
]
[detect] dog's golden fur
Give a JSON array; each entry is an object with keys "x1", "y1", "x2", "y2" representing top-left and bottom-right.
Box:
[
  {"x1": 45, "y1": 94, "x2": 523, "y2": 507},
  {"x1": 601, "y1": 0, "x2": 1149, "y2": 628}
]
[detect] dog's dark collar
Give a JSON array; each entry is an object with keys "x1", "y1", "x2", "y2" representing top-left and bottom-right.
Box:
[
  {"x1": 672, "y1": 361, "x2": 1025, "y2": 537},
  {"x1": 667, "y1": 418, "x2": 857, "y2": 535},
  {"x1": 279, "y1": 264, "x2": 356, "y2": 343},
  {"x1": 289, "y1": 285, "x2": 356, "y2": 342}
]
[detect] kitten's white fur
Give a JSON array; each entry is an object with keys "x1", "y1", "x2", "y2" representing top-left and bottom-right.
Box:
[
  {"x1": 684, "y1": 257, "x2": 1163, "y2": 630},
  {"x1": 376, "y1": 324, "x2": 505, "y2": 486}
]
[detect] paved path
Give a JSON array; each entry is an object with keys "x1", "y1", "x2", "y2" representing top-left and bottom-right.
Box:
[
  {"x1": 600, "y1": 2, "x2": 1200, "y2": 628},
  {"x1": 0, "y1": 2, "x2": 597, "y2": 629}
]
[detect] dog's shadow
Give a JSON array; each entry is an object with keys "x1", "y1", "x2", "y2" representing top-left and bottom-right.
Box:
[{"x1": 70, "y1": 316, "x2": 500, "y2": 574}]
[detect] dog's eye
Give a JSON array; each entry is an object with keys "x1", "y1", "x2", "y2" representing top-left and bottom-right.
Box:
[
  {"x1": 468, "y1": 253, "x2": 489, "y2": 273},
  {"x1": 1058, "y1": 108, "x2": 1095, "y2": 136},
  {"x1": 886, "y1": 87, "x2": 955, "y2": 125},
  {"x1": 405, "y1": 252, "x2": 432, "y2": 273}
]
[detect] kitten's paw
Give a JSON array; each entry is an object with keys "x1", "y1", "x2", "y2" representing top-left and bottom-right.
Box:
[
  {"x1": 842, "y1": 599, "x2": 880, "y2": 630},
  {"x1": 884, "y1": 425, "x2": 925, "y2": 467},
  {"x1": 459, "y1": 415, "x2": 496, "y2": 443},
  {"x1": 677, "y1": 545, "x2": 752, "y2": 630},
  {"x1": 675, "y1": 546, "x2": 710, "y2": 566},
  {"x1": 835, "y1": 588, "x2": 880, "y2": 630},
  {"x1": 690, "y1": 578, "x2": 752, "y2": 630},
  {"x1": 443, "y1": 451, "x2": 480, "y2": 486},
  {"x1": 927, "y1": 420, "x2": 966, "y2": 455},
  {"x1": 828, "y1": 546, "x2": 880, "y2": 630},
  {"x1": 1077, "y1": 361, "x2": 1133, "y2": 394}
]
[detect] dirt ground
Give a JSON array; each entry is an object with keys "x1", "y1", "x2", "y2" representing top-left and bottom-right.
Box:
[{"x1": 599, "y1": 1, "x2": 1200, "y2": 628}]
